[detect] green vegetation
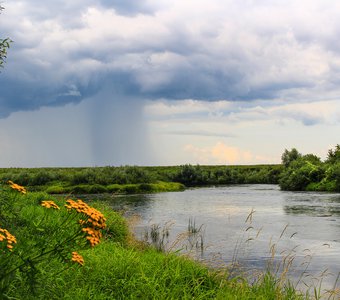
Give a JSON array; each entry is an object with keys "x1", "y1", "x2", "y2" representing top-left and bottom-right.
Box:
[
  {"x1": 0, "y1": 166, "x2": 186, "y2": 194},
  {"x1": 169, "y1": 164, "x2": 282, "y2": 186},
  {"x1": 279, "y1": 145, "x2": 340, "y2": 192},
  {"x1": 0, "y1": 5, "x2": 11, "y2": 69},
  {"x1": 0, "y1": 146, "x2": 338, "y2": 194},
  {"x1": 0, "y1": 181, "x2": 116, "y2": 298},
  {"x1": 1, "y1": 181, "x2": 316, "y2": 299},
  {"x1": 45, "y1": 181, "x2": 185, "y2": 195},
  {"x1": 0, "y1": 164, "x2": 282, "y2": 194}
]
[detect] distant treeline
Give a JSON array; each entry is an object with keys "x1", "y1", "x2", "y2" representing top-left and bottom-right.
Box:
[
  {"x1": 0, "y1": 164, "x2": 282, "y2": 194},
  {"x1": 0, "y1": 145, "x2": 339, "y2": 193},
  {"x1": 279, "y1": 145, "x2": 340, "y2": 192}
]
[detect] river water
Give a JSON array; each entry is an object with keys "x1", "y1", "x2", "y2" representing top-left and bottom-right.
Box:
[{"x1": 106, "y1": 184, "x2": 340, "y2": 291}]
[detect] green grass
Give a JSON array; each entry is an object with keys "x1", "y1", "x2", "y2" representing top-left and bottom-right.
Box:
[
  {"x1": 0, "y1": 164, "x2": 282, "y2": 195},
  {"x1": 0, "y1": 182, "x2": 329, "y2": 299},
  {"x1": 8, "y1": 241, "x2": 306, "y2": 300},
  {"x1": 44, "y1": 181, "x2": 185, "y2": 195}
]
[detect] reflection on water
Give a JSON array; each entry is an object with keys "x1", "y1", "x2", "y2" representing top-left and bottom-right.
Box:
[
  {"x1": 99, "y1": 185, "x2": 340, "y2": 291},
  {"x1": 283, "y1": 192, "x2": 340, "y2": 217},
  {"x1": 110, "y1": 194, "x2": 154, "y2": 212}
]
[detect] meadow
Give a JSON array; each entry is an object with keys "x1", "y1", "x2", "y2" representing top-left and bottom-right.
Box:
[{"x1": 1, "y1": 181, "x2": 339, "y2": 299}]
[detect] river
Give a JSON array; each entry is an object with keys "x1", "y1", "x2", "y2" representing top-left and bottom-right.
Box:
[{"x1": 105, "y1": 184, "x2": 340, "y2": 291}]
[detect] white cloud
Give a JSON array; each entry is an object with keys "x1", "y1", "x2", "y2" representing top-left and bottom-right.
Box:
[
  {"x1": 144, "y1": 99, "x2": 233, "y2": 118},
  {"x1": 2, "y1": 0, "x2": 340, "y2": 166},
  {"x1": 145, "y1": 99, "x2": 340, "y2": 126},
  {"x1": 184, "y1": 142, "x2": 275, "y2": 165},
  {"x1": 146, "y1": 98, "x2": 340, "y2": 165}
]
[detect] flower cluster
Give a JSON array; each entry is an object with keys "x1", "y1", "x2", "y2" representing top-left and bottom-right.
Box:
[
  {"x1": 82, "y1": 227, "x2": 102, "y2": 247},
  {"x1": 7, "y1": 180, "x2": 26, "y2": 194},
  {"x1": 41, "y1": 200, "x2": 60, "y2": 210},
  {"x1": 71, "y1": 251, "x2": 84, "y2": 266},
  {"x1": 65, "y1": 199, "x2": 106, "y2": 247},
  {"x1": 0, "y1": 227, "x2": 17, "y2": 251}
]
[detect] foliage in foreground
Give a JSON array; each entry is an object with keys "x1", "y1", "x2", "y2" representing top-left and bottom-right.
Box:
[
  {"x1": 0, "y1": 181, "x2": 115, "y2": 298},
  {"x1": 29, "y1": 242, "x2": 305, "y2": 300},
  {"x1": 0, "y1": 183, "x2": 311, "y2": 299}
]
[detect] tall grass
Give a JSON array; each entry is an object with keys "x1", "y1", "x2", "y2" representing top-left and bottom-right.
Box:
[
  {"x1": 2, "y1": 181, "x2": 338, "y2": 299},
  {"x1": 138, "y1": 210, "x2": 340, "y2": 300}
]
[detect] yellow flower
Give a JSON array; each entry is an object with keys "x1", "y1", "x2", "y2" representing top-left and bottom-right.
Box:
[
  {"x1": 0, "y1": 228, "x2": 17, "y2": 251},
  {"x1": 65, "y1": 199, "x2": 106, "y2": 247},
  {"x1": 71, "y1": 251, "x2": 84, "y2": 266},
  {"x1": 7, "y1": 180, "x2": 27, "y2": 194},
  {"x1": 82, "y1": 227, "x2": 102, "y2": 247},
  {"x1": 65, "y1": 199, "x2": 106, "y2": 229},
  {"x1": 41, "y1": 200, "x2": 60, "y2": 210}
]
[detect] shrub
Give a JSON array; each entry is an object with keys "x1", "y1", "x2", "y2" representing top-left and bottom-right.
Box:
[
  {"x1": 123, "y1": 184, "x2": 139, "y2": 194},
  {"x1": 87, "y1": 184, "x2": 108, "y2": 194},
  {"x1": 45, "y1": 185, "x2": 66, "y2": 194},
  {"x1": 107, "y1": 184, "x2": 123, "y2": 193},
  {"x1": 0, "y1": 181, "x2": 108, "y2": 297}
]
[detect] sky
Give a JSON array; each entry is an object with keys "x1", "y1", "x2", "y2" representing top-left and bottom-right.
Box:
[{"x1": 1, "y1": 0, "x2": 340, "y2": 167}]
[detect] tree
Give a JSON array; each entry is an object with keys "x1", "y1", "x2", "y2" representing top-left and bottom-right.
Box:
[
  {"x1": 0, "y1": 5, "x2": 12, "y2": 69},
  {"x1": 326, "y1": 144, "x2": 340, "y2": 164},
  {"x1": 281, "y1": 148, "x2": 302, "y2": 167}
]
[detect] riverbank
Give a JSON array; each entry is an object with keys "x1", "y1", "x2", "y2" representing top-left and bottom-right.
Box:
[
  {"x1": 112, "y1": 184, "x2": 340, "y2": 294},
  {"x1": 0, "y1": 164, "x2": 282, "y2": 195},
  {"x1": 1, "y1": 182, "x2": 314, "y2": 299},
  {"x1": 2, "y1": 146, "x2": 339, "y2": 193},
  {"x1": 43, "y1": 181, "x2": 186, "y2": 194}
]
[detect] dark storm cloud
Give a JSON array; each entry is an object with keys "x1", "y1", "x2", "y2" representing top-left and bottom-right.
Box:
[{"x1": 1, "y1": 0, "x2": 340, "y2": 118}]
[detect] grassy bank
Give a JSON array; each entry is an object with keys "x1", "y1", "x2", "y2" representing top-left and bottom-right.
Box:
[
  {"x1": 1, "y1": 181, "x2": 330, "y2": 299},
  {"x1": 44, "y1": 181, "x2": 185, "y2": 195},
  {"x1": 0, "y1": 164, "x2": 282, "y2": 194}
]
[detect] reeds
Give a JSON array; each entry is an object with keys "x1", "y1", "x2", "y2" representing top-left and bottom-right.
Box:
[
  {"x1": 141, "y1": 217, "x2": 206, "y2": 256},
  {"x1": 143, "y1": 221, "x2": 173, "y2": 251},
  {"x1": 137, "y1": 208, "x2": 340, "y2": 299}
]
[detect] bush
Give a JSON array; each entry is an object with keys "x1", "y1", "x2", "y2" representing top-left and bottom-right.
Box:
[
  {"x1": 45, "y1": 185, "x2": 66, "y2": 194},
  {"x1": 107, "y1": 184, "x2": 123, "y2": 193},
  {"x1": 279, "y1": 156, "x2": 324, "y2": 191},
  {"x1": 278, "y1": 146, "x2": 340, "y2": 192},
  {"x1": 324, "y1": 162, "x2": 340, "y2": 192},
  {"x1": 87, "y1": 184, "x2": 108, "y2": 194},
  {"x1": 0, "y1": 181, "x2": 110, "y2": 297},
  {"x1": 123, "y1": 184, "x2": 139, "y2": 194},
  {"x1": 138, "y1": 183, "x2": 154, "y2": 192},
  {"x1": 70, "y1": 169, "x2": 96, "y2": 185}
]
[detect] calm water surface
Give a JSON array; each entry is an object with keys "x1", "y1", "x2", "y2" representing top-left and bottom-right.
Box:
[{"x1": 107, "y1": 184, "x2": 340, "y2": 289}]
